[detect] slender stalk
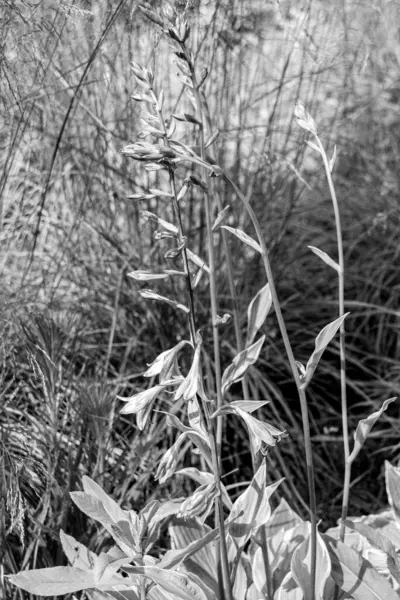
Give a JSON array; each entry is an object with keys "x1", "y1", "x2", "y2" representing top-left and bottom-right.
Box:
[
  {"x1": 225, "y1": 174, "x2": 317, "y2": 600},
  {"x1": 179, "y1": 42, "x2": 233, "y2": 600},
  {"x1": 314, "y1": 135, "x2": 349, "y2": 540}
]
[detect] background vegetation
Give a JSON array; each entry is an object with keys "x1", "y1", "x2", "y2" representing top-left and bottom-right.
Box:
[{"x1": 1, "y1": 0, "x2": 399, "y2": 597}]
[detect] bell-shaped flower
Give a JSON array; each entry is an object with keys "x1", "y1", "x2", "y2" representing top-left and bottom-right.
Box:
[
  {"x1": 118, "y1": 385, "x2": 165, "y2": 430},
  {"x1": 178, "y1": 481, "x2": 217, "y2": 524}
]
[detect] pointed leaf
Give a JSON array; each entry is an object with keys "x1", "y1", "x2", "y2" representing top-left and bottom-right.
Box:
[
  {"x1": 350, "y1": 398, "x2": 396, "y2": 462},
  {"x1": 125, "y1": 565, "x2": 209, "y2": 600},
  {"x1": 302, "y1": 314, "x2": 349, "y2": 389},
  {"x1": 8, "y1": 567, "x2": 97, "y2": 596},
  {"x1": 343, "y1": 519, "x2": 400, "y2": 584},
  {"x1": 385, "y1": 461, "x2": 400, "y2": 522},
  {"x1": 308, "y1": 246, "x2": 340, "y2": 273},
  {"x1": 276, "y1": 571, "x2": 303, "y2": 600},
  {"x1": 265, "y1": 498, "x2": 303, "y2": 539},
  {"x1": 246, "y1": 283, "x2": 272, "y2": 346},
  {"x1": 291, "y1": 528, "x2": 331, "y2": 600},
  {"x1": 221, "y1": 225, "x2": 262, "y2": 253},
  {"x1": 221, "y1": 336, "x2": 265, "y2": 395},
  {"x1": 325, "y1": 536, "x2": 399, "y2": 600}
]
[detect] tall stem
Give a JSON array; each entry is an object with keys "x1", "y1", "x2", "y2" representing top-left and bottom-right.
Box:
[
  {"x1": 225, "y1": 174, "x2": 317, "y2": 600},
  {"x1": 314, "y1": 136, "x2": 349, "y2": 540},
  {"x1": 179, "y1": 42, "x2": 233, "y2": 600}
]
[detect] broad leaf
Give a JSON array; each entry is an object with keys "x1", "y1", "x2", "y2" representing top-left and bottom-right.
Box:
[
  {"x1": 291, "y1": 528, "x2": 331, "y2": 600},
  {"x1": 302, "y1": 314, "x2": 349, "y2": 389},
  {"x1": 227, "y1": 463, "x2": 282, "y2": 549},
  {"x1": 168, "y1": 519, "x2": 218, "y2": 595},
  {"x1": 264, "y1": 498, "x2": 303, "y2": 539},
  {"x1": 125, "y1": 564, "x2": 210, "y2": 600},
  {"x1": 343, "y1": 519, "x2": 400, "y2": 584},
  {"x1": 325, "y1": 535, "x2": 399, "y2": 600},
  {"x1": 350, "y1": 398, "x2": 396, "y2": 462},
  {"x1": 275, "y1": 571, "x2": 303, "y2": 600},
  {"x1": 308, "y1": 245, "x2": 340, "y2": 273},
  {"x1": 385, "y1": 461, "x2": 400, "y2": 522},
  {"x1": 221, "y1": 336, "x2": 265, "y2": 395},
  {"x1": 8, "y1": 567, "x2": 98, "y2": 596},
  {"x1": 246, "y1": 283, "x2": 272, "y2": 346},
  {"x1": 221, "y1": 225, "x2": 262, "y2": 253},
  {"x1": 159, "y1": 527, "x2": 219, "y2": 570}
]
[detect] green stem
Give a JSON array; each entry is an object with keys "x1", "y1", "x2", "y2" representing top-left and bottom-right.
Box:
[
  {"x1": 225, "y1": 174, "x2": 317, "y2": 600},
  {"x1": 314, "y1": 136, "x2": 349, "y2": 541}
]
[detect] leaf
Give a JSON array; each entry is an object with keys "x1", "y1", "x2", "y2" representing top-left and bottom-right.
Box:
[
  {"x1": 343, "y1": 519, "x2": 400, "y2": 584},
  {"x1": 221, "y1": 225, "x2": 262, "y2": 253},
  {"x1": 221, "y1": 336, "x2": 265, "y2": 395},
  {"x1": 227, "y1": 464, "x2": 282, "y2": 549},
  {"x1": 325, "y1": 535, "x2": 399, "y2": 600},
  {"x1": 349, "y1": 398, "x2": 396, "y2": 462},
  {"x1": 168, "y1": 519, "x2": 218, "y2": 595},
  {"x1": 59, "y1": 530, "x2": 96, "y2": 570},
  {"x1": 291, "y1": 528, "x2": 331, "y2": 600},
  {"x1": 302, "y1": 314, "x2": 349, "y2": 389},
  {"x1": 8, "y1": 567, "x2": 97, "y2": 596},
  {"x1": 265, "y1": 498, "x2": 303, "y2": 539},
  {"x1": 385, "y1": 461, "x2": 400, "y2": 522},
  {"x1": 125, "y1": 565, "x2": 209, "y2": 600},
  {"x1": 159, "y1": 527, "x2": 219, "y2": 570},
  {"x1": 275, "y1": 571, "x2": 303, "y2": 600},
  {"x1": 246, "y1": 283, "x2": 272, "y2": 346},
  {"x1": 128, "y1": 270, "x2": 169, "y2": 281},
  {"x1": 308, "y1": 246, "x2": 340, "y2": 273}
]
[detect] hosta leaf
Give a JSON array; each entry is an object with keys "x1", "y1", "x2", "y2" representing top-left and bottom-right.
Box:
[
  {"x1": 221, "y1": 336, "x2": 265, "y2": 395},
  {"x1": 221, "y1": 225, "x2": 262, "y2": 253},
  {"x1": 246, "y1": 283, "x2": 272, "y2": 346},
  {"x1": 168, "y1": 518, "x2": 218, "y2": 594},
  {"x1": 265, "y1": 498, "x2": 303, "y2": 539},
  {"x1": 350, "y1": 398, "x2": 396, "y2": 461},
  {"x1": 159, "y1": 527, "x2": 219, "y2": 570},
  {"x1": 343, "y1": 519, "x2": 400, "y2": 584},
  {"x1": 227, "y1": 463, "x2": 282, "y2": 549},
  {"x1": 8, "y1": 567, "x2": 97, "y2": 596},
  {"x1": 275, "y1": 571, "x2": 303, "y2": 600},
  {"x1": 325, "y1": 535, "x2": 399, "y2": 600},
  {"x1": 385, "y1": 461, "x2": 400, "y2": 522},
  {"x1": 59, "y1": 530, "x2": 96, "y2": 570},
  {"x1": 308, "y1": 246, "x2": 340, "y2": 273},
  {"x1": 291, "y1": 528, "x2": 331, "y2": 600},
  {"x1": 302, "y1": 314, "x2": 349, "y2": 389},
  {"x1": 125, "y1": 565, "x2": 209, "y2": 600}
]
